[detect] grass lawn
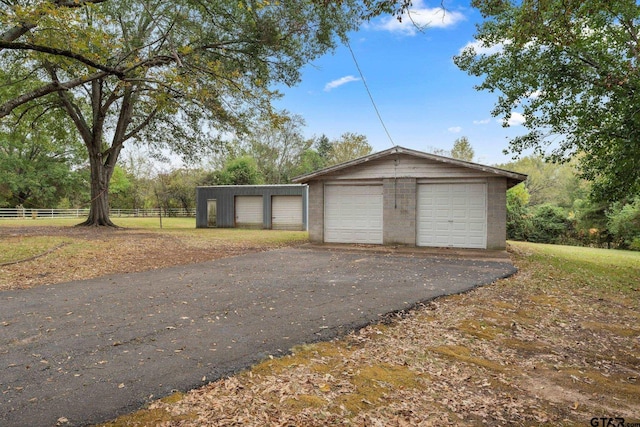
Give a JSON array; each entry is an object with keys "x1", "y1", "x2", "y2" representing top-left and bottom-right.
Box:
[
  {"x1": 96, "y1": 241, "x2": 640, "y2": 426},
  {"x1": 0, "y1": 216, "x2": 195, "y2": 229}
]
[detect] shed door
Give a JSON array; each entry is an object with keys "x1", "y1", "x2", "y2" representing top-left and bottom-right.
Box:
[
  {"x1": 235, "y1": 196, "x2": 263, "y2": 228},
  {"x1": 207, "y1": 199, "x2": 217, "y2": 227},
  {"x1": 417, "y1": 183, "x2": 487, "y2": 248},
  {"x1": 324, "y1": 185, "x2": 383, "y2": 244},
  {"x1": 272, "y1": 195, "x2": 303, "y2": 230}
]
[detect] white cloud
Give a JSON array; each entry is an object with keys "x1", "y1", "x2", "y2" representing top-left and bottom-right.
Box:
[
  {"x1": 526, "y1": 90, "x2": 542, "y2": 99},
  {"x1": 448, "y1": 126, "x2": 462, "y2": 133},
  {"x1": 458, "y1": 39, "x2": 507, "y2": 56},
  {"x1": 473, "y1": 118, "x2": 491, "y2": 125},
  {"x1": 506, "y1": 112, "x2": 526, "y2": 126},
  {"x1": 378, "y1": 1, "x2": 466, "y2": 36},
  {"x1": 324, "y1": 75, "x2": 360, "y2": 92}
]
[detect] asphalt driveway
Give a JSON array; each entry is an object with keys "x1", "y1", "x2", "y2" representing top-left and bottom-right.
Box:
[{"x1": 0, "y1": 246, "x2": 516, "y2": 427}]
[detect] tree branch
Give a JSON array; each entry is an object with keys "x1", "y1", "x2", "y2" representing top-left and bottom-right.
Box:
[
  {"x1": 46, "y1": 66, "x2": 93, "y2": 145},
  {"x1": 0, "y1": 71, "x2": 109, "y2": 118},
  {"x1": 0, "y1": 23, "x2": 36, "y2": 43},
  {"x1": 53, "y1": 0, "x2": 109, "y2": 7},
  {"x1": 0, "y1": 42, "x2": 124, "y2": 77},
  {"x1": 1, "y1": 0, "x2": 110, "y2": 46},
  {"x1": 123, "y1": 107, "x2": 158, "y2": 141}
]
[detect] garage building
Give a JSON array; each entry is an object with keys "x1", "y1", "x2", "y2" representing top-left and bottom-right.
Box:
[
  {"x1": 292, "y1": 146, "x2": 526, "y2": 250},
  {"x1": 195, "y1": 185, "x2": 308, "y2": 230}
]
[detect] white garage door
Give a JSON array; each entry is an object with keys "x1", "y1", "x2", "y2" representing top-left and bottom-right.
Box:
[
  {"x1": 272, "y1": 195, "x2": 303, "y2": 230},
  {"x1": 235, "y1": 196, "x2": 263, "y2": 228},
  {"x1": 324, "y1": 185, "x2": 383, "y2": 244},
  {"x1": 417, "y1": 183, "x2": 487, "y2": 249}
]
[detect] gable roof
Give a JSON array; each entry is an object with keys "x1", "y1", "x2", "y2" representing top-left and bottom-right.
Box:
[{"x1": 292, "y1": 146, "x2": 527, "y2": 188}]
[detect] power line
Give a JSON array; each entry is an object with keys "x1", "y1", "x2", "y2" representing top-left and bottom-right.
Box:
[{"x1": 346, "y1": 40, "x2": 396, "y2": 147}]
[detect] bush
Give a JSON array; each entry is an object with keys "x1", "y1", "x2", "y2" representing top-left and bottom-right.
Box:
[
  {"x1": 214, "y1": 156, "x2": 264, "y2": 185},
  {"x1": 528, "y1": 204, "x2": 571, "y2": 244},
  {"x1": 506, "y1": 184, "x2": 532, "y2": 241},
  {"x1": 607, "y1": 197, "x2": 640, "y2": 250}
]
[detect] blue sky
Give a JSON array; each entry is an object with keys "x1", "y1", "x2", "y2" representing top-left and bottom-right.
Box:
[{"x1": 274, "y1": 0, "x2": 528, "y2": 166}]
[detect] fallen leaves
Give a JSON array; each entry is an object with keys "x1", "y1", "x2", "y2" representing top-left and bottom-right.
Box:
[
  {"x1": 0, "y1": 226, "x2": 307, "y2": 291},
  {"x1": 98, "y1": 243, "x2": 639, "y2": 427}
]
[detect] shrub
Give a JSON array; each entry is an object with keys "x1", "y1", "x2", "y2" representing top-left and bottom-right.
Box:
[
  {"x1": 506, "y1": 184, "x2": 532, "y2": 241},
  {"x1": 528, "y1": 204, "x2": 571, "y2": 244},
  {"x1": 607, "y1": 197, "x2": 640, "y2": 250}
]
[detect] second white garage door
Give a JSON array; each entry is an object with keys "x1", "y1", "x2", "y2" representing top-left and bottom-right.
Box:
[
  {"x1": 417, "y1": 183, "x2": 487, "y2": 249},
  {"x1": 235, "y1": 196, "x2": 263, "y2": 228},
  {"x1": 272, "y1": 195, "x2": 303, "y2": 230},
  {"x1": 324, "y1": 185, "x2": 383, "y2": 244}
]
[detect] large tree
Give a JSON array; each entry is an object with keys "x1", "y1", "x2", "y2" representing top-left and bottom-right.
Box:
[
  {"x1": 327, "y1": 132, "x2": 372, "y2": 166},
  {"x1": 236, "y1": 111, "x2": 310, "y2": 183},
  {"x1": 497, "y1": 155, "x2": 587, "y2": 208},
  {"x1": 0, "y1": 0, "x2": 364, "y2": 225},
  {"x1": 455, "y1": 0, "x2": 640, "y2": 203}
]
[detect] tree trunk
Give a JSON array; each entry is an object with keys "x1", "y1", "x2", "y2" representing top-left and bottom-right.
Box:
[{"x1": 77, "y1": 149, "x2": 117, "y2": 227}]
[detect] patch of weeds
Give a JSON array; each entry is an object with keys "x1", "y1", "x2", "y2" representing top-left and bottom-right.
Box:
[
  {"x1": 529, "y1": 294, "x2": 560, "y2": 306},
  {"x1": 97, "y1": 392, "x2": 196, "y2": 427},
  {"x1": 282, "y1": 394, "x2": 327, "y2": 411},
  {"x1": 475, "y1": 307, "x2": 519, "y2": 327},
  {"x1": 251, "y1": 341, "x2": 352, "y2": 377},
  {"x1": 553, "y1": 368, "x2": 640, "y2": 404},
  {"x1": 491, "y1": 300, "x2": 517, "y2": 310},
  {"x1": 251, "y1": 353, "x2": 309, "y2": 377},
  {"x1": 429, "y1": 345, "x2": 508, "y2": 372},
  {"x1": 334, "y1": 363, "x2": 425, "y2": 414},
  {"x1": 501, "y1": 338, "x2": 550, "y2": 356},
  {"x1": 580, "y1": 321, "x2": 639, "y2": 338},
  {"x1": 456, "y1": 319, "x2": 503, "y2": 340},
  {"x1": 416, "y1": 314, "x2": 439, "y2": 323},
  {"x1": 160, "y1": 391, "x2": 186, "y2": 404}
]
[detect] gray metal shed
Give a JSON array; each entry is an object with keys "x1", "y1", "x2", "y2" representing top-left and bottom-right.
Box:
[{"x1": 195, "y1": 185, "x2": 308, "y2": 230}]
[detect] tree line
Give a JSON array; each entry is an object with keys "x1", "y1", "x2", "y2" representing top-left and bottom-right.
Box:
[
  {"x1": 501, "y1": 158, "x2": 640, "y2": 251},
  {"x1": 1, "y1": 110, "x2": 372, "y2": 214}
]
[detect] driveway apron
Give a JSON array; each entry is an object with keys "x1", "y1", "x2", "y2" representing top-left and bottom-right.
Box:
[{"x1": 0, "y1": 247, "x2": 516, "y2": 427}]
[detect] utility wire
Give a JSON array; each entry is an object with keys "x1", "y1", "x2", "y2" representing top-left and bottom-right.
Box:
[{"x1": 346, "y1": 40, "x2": 396, "y2": 147}]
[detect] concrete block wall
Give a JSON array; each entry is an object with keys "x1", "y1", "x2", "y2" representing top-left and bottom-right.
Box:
[
  {"x1": 486, "y1": 177, "x2": 507, "y2": 250},
  {"x1": 383, "y1": 178, "x2": 416, "y2": 245},
  {"x1": 307, "y1": 182, "x2": 324, "y2": 242}
]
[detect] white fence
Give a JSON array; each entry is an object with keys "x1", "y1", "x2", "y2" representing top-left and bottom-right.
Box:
[{"x1": 0, "y1": 208, "x2": 195, "y2": 219}]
